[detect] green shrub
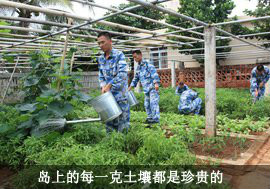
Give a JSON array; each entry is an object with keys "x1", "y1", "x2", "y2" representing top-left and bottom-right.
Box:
[{"x1": 131, "y1": 88, "x2": 270, "y2": 120}]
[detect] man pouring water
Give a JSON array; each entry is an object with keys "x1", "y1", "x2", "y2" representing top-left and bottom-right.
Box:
[{"x1": 97, "y1": 32, "x2": 130, "y2": 133}]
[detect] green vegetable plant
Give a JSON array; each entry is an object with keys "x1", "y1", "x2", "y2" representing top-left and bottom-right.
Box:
[{"x1": 16, "y1": 48, "x2": 91, "y2": 136}]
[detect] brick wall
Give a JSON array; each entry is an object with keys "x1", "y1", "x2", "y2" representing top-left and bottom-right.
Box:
[{"x1": 129, "y1": 64, "x2": 257, "y2": 88}]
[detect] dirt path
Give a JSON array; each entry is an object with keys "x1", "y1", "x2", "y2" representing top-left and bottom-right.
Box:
[
  {"x1": 0, "y1": 167, "x2": 14, "y2": 189},
  {"x1": 231, "y1": 137, "x2": 270, "y2": 189}
]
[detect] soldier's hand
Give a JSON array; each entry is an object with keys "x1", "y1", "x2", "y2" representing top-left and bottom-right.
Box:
[
  {"x1": 101, "y1": 87, "x2": 106, "y2": 94},
  {"x1": 259, "y1": 82, "x2": 264, "y2": 88},
  {"x1": 102, "y1": 84, "x2": 111, "y2": 94},
  {"x1": 128, "y1": 86, "x2": 132, "y2": 91},
  {"x1": 255, "y1": 90, "x2": 258, "y2": 97},
  {"x1": 155, "y1": 83, "x2": 159, "y2": 91}
]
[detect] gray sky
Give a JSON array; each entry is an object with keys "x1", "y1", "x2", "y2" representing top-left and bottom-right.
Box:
[{"x1": 71, "y1": 0, "x2": 258, "y2": 19}]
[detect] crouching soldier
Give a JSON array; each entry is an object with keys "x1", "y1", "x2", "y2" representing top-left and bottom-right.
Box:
[
  {"x1": 175, "y1": 81, "x2": 189, "y2": 96},
  {"x1": 250, "y1": 65, "x2": 270, "y2": 102},
  {"x1": 178, "y1": 89, "x2": 202, "y2": 115}
]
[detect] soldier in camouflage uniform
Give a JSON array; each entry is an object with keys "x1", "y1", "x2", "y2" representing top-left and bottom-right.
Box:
[
  {"x1": 97, "y1": 32, "x2": 130, "y2": 133},
  {"x1": 175, "y1": 82, "x2": 189, "y2": 96},
  {"x1": 250, "y1": 65, "x2": 270, "y2": 102},
  {"x1": 177, "y1": 88, "x2": 202, "y2": 115},
  {"x1": 129, "y1": 50, "x2": 160, "y2": 124}
]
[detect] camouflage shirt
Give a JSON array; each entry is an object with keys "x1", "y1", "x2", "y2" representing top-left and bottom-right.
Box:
[
  {"x1": 130, "y1": 59, "x2": 160, "y2": 93},
  {"x1": 98, "y1": 48, "x2": 128, "y2": 101}
]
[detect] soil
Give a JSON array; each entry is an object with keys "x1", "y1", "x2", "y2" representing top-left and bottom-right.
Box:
[
  {"x1": 0, "y1": 167, "x2": 14, "y2": 189},
  {"x1": 231, "y1": 137, "x2": 270, "y2": 189},
  {"x1": 249, "y1": 131, "x2": 265, "y2": 136},
  {"x1": 189, "y1": 136, "x2": 253, "y2": 160},
  {"x1": 162, "y1": 125, "x2": 253, "y2": 160}
]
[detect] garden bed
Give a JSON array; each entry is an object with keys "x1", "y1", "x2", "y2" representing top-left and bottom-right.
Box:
[
  {"x1": 0, "y1": 167, "x2": 14, "y2": 189},
  {"x1": 190, "y1": 135, "x2": 253, "y2": 160},
  {"x1": 161, "y1": 124, "x2": 270, "y2": 165},
  {"x1": 194, "y1": 128, "x2": 270, "y2": 166}
]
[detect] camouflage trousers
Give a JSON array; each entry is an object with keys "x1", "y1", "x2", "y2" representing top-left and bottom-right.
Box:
[
  {"x1": 178, "y1": 97, "x2": 202, "y2": 115},
  {"x1": 144, "y1": 89, "x2": 160, "y2": 122},
  {"x1": 106, "y1": 99, "x2": 130, "y2": 133}
]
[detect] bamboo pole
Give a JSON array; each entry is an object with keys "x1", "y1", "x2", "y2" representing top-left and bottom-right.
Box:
[
  {"x1": 72, "y1": 0, "x2": 203, "y2": 38},
  {"x1": 0, "y1": 38, "x2": 91, "y2": 49},
  {"x1": 0, "y1": 25, "x2": 172, "y2": 48},
  {"x1": 1, "y1": 57, "x2": 20, "y2": 104},
  {"x1": 0, "y1": 40, "x2": 75, "y2": 48},
  {"x1": 0, "y1": 0, "x2": 178, "y2": 40},
  {"x1": 183, "y1": 31, "x2": 270, "y2": 47},
  {"x1": 0, "y1": 32, "x2": 95, "y2": 45},
  {"x1": 58, "y1": 18, "x2": 72, "y2": 90},
  {"x1": 0, "y1": 66, "x2": 31, "y2": 69},
  {"x1": 0, "y1": 33, "x2": 37, "y2": 38},
  {"x1": 0, "y1": 15, "x2": 141, "y2": 38},
  {"x1": 217, "y1": 31, "x2": 270, "y2": 40},
  {"x1": 0, "y1": 36, "x2": 93, "y2": 46},
  {"x1": 0, "y1": 25, "x2": 98, "y2": 39},
  {"x1": 70, "y1": 52, "x2": 75, "y2": 73},
  {"x1": 0, "y1": 37, "x2": 147, "y2": 50},
  {"x1": 0, "y1": 14, "x2": 200, "y2": 42},
  {"x1": 178, "y1": 41, "x2": 270, "y2": 52},
  {"x1": 116, "y1": 25, "x2": 203, "y2": 45},
  {"x1": 0, "y1": 25, "x2": 48, "y2": 34},
  {"x1": 175, "y1": 31, "x2": 270, "y2": 46}
]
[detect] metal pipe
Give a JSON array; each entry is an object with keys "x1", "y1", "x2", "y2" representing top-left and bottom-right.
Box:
[
  {"x1": 214, "y1": 15, "x2": 270, "y2": 26},
  {"x1": 66, "y1": 117, "x2": 101, "y2": 124},
  {"x1": 215, "y1": 27, "x2": 270, "y2": 53}
]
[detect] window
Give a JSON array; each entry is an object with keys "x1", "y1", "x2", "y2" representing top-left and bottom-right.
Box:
[{"x1": 150, "y1": 47, "x2": 168, "y2": 69}]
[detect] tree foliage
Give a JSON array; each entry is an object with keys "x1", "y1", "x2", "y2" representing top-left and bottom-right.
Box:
[
  {"x1": 94, "y1": 2, "x2": 165, "y2": 37},
  {"x1": 244, "y1": 1, "x2": 270, "y2": 41},
  {"x1": 256, "y1": 0, "x2": 270, "y2": 5},
  {"x1": 166, "y1": 0, "x2": 235, "y2": 64}
]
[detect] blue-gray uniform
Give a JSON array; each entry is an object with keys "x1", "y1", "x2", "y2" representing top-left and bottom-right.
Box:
[
  {"x1": 175, "y1": 84, "x2": 189, "y2": 96},
  {"x1": 250, "y1": 66, "x2": 270, "y2": 101},
  {"x1": 130, "y1": 59, "x2": 160, "y2": 122},
  {"x1": 178, "y1": 89, "x2": 202, "y2": 115},
  {"x1": 98, "y1": 48, "x2": 130, "y2": 133}
]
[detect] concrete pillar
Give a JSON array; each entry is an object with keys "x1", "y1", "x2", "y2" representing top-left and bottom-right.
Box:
[
  {"x1": 265, "y1": 64, "x2": 270, "y2": 96},
  {"x1": 171, "y1": 60, "x2": 176, "y2": 88},
  {"x1": 204, "y1": 26, "x2": 217, "y2": 137}
]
